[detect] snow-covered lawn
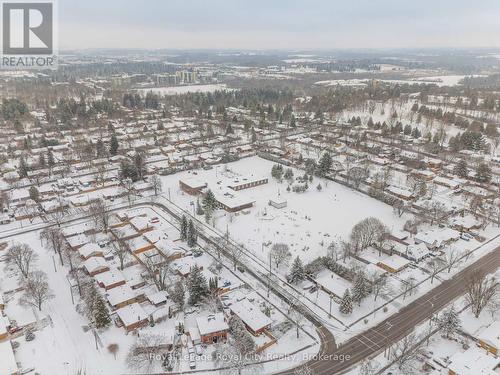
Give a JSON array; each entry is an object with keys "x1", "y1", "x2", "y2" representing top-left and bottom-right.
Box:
[{"x1": 161, "y1": 156, "x2": 407, "y2": 266}]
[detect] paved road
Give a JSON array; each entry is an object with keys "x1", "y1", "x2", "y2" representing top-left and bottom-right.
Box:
[{"x1": 278, "y1": 245, "x2": 500, "y2": 375}]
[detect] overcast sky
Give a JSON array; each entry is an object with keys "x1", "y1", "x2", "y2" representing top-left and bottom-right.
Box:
[{"x1": 58, "y1": 0, "x2": 500, "y2": 50}]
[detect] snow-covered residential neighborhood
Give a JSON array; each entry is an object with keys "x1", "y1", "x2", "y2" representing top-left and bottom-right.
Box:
[{"x1": 1, "y1": 4, "x2": 500, "y2": 374}]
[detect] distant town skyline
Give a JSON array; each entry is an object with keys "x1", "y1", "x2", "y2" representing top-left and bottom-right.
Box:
[{"x1": 59, "y1": 0, "x2": 500, "y2": 50}]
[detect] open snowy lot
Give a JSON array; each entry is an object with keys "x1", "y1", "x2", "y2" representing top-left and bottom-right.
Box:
[
  {"x1": 136, "y1": 84, "x2": 232, "y2": 96},
  {"x1": 161, "y1": 156, "x2": 408, "y2": 267}
]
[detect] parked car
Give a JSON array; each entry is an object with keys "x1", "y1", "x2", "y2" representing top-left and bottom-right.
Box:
[
  {"x1": 8, "y1": 326, "x2": 23, "y2": 335},
  {"x1": 189, "y1": 354, "x2": 196, "y2": 369}
]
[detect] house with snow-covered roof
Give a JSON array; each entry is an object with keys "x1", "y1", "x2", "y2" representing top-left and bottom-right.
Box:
[
  {"x1": 229, "y1": 298, "x2": 272, "y2": 336},
  {"x1": 94, "y1": 269, "x2": 126, "y2": 291},
  {"x1": 478, "y1": 321, "x2": 500, "y2": 357},
  {"x1": 78, "y1": 242, "x2": 104, "y2": 260},
  {"x1": 106, "y1": 284, "x2": 139, "y2": 309},
  {"x1": 196, "y1": 313, "x2": 229, "y2": 344},
  {"x1": 447, "y1": 346, "x2": 499, "y2": 375},
  {"x1": 83, "y1": 257, "x2": 109, "y2": 276},
  {"x1": 115, "y1": 302, "x2": 148, "y2": 332}
]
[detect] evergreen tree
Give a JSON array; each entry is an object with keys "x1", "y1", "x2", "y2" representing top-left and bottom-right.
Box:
[
  {"x1": 85, "y1": 285, "x2": 110, "y2": 328},
  {"x1": 109, "y1": 134, "x2": 119, "y2": 156},
  {"x1": 439, "y1": 306, "x2": 461, "y2": 338},
  {"x1": 202, "y1": 190, "x2": 217, "y2": 222},
  {"x1": 317, "y1": 152, "x2": 332, "y2": 177},
  {"x1": 187, "y1": 219, "x2": 197, "y2": 247},
  {"x1": 180, "y1": 215, "x2": 188, "y2": 241},
  {"x1": 411, "y1": 127, "x2": 421, "y2": 139},
  {"x1": 453, "y1": 159, "x2": 468, "y2": 178},
  {"x1": 476, "y1": 163, "x2": 492, "y2": 183},
  {"x1": 352, "y1": 273, "x2": 370, "y2": 305},
  {"x1": 403, "y1": 124, "x2": 412, "y2": 135},
  {"x1": 47, "y1": 150, "x2": 55, "y2": 167},
  {"x1": 93, "y1": 293, "x2": 111, "y2": 328},
  {"x1": 228, "y1": 315, "x2": 255, "y2": 355},
  {"x1": 251, "y1": 128, "x2": 257, "y2": 143},
  {"x1": 29, "y1": 186, "x2": 39, "y2": 202},
  {"x1": 271, "y1": 164, "x2": 284, "y2": 181},
  {"x1": 38, "y1": 153, "x2": 46, "y2": 168},
  {"x1": 19, "y1": 155, "x2": 28, "y2": 177},
  {"x1": 188, "y1": 266, "x2": 208, "y2": 305},
  {"x1": 196, "y1": 198, "x2": 204, "y2": 216},
  {"x1": 170, "y1": 280, "x2": 185, "y2": 310},
  {"x1": 316, "y1": 183, "x2": 322, "y2": 192},
  {"x1": 96, "y1": 139, "x2": 106, "y2": 157},
  {"x1": 284, "y1": 168, "x2": 294, "y2": 183},
  {"x1": 288, "y1": 256, "x2": 305, "y2": 283},
  {"x1": 339, "y1": 289, "x2": 353, "y2": 315}
]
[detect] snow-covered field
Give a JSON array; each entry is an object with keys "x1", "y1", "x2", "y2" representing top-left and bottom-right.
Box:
[
  {"x1": 315, "y1": 74, "x2": 487, "y2": 88},
  {"x1": 161, "y1": 156, "x2": 406, "y2": 266},
  {"x1": 136, "y1": 84, "x2": 231, "y2": 96}
]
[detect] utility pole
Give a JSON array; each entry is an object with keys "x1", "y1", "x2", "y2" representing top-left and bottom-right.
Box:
[
  {"x1": 329, "y1": 294, "x2": 332, "y2": 318},
  {"x1": 268, "y1": 251, "x2": 271, "y2": 298}
]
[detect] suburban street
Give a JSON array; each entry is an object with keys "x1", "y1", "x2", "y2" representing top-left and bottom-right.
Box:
[{"x1": 279, "y1": 245, "x2": 500, "y2": 375}]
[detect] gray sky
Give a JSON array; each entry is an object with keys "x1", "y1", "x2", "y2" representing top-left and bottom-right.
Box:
[{"x1": 59, "y1": 0, "x2": 500, "y2": 50}]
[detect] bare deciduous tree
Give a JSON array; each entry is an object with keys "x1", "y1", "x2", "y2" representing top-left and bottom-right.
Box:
[
  {"x1": 3, "y1": 243, "x2": 38, "y2": 278},
  {"x1": 127, "y1": 334, "x2": 166, "y2": 372},
  {"x1": 390, "y1": 332, "x2": 425, "y2": 373},
  {"x1": 110, "y1": 230, "x2": 129, "y2": 270},
  {"x1": 150, "y1": 174, "x2": 163, "y2": 197},
  {"x1": 270, "y1": 243, "x2": 292, "y2": 268},
  {"x1": 20, "y1": 270, "x2": 54, "y2": 311},
  {"x1": 226, "y1": 242, "x2": 244, "y2": 271},
  {"x1": 40, "y1": 227, "x2": 65, "y2": 265},
  {"x1": 401, "y1": 276, "x2": 418, "y2": 300},
  {"x1": 422, "y1": 201, "x2": 447, "y2": 226},
  {"x1": 143, "y1": 256, "x2": 170, "y2": 291},
  {"x1": 350, "y1": 217, "x2": 389, "y2": 254},
  {"x1": 108, "y1": 343, "x2": 119, "y2": 359},
  {"x1": 442, "y1": 248, "x2": 460, "y2": 273},
  {"x1": 89, "y1": 198, "x2": 111, "y2": 232},
  {"x1": 427, "y1": 259, "x2": 442, "y2": 284},
  {"x1": 46, "y1": 198, "x2": 69, "y2": 227},
  {"x1": 465, "y1": 270, "x2": 498, "y2": 318},
  {"x1": 358, "y1": 359, "x2": 380, "y2": 375},
  {"x1": 369, "y1": 273, "x2": 391, "y2": 301}
]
